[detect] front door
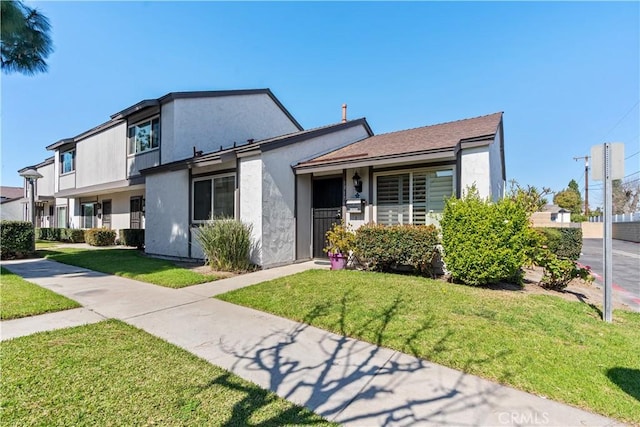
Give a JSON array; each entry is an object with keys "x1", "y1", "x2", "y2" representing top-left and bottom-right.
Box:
[
  {"x1": 312, "y1": 177, "x2": 343, "y2": 258},
  {"x1": 130, "y1": 197, "x2": 142, "y2": 229},
  {"x1": 102, "y1": 200, "x2": 112, "y2": 229}
]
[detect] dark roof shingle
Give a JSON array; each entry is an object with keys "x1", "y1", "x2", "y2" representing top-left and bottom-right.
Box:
[
  {"x1": 1, "y1": 186, "x2": 24, "y2": 200},
  {"x1": 299, "y1": 112, "x2": 503, "y2": 166}
]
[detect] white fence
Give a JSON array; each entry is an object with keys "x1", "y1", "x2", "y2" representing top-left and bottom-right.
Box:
[{"x1": 589, "y1": 212, "x2": 640, "y2": 223}]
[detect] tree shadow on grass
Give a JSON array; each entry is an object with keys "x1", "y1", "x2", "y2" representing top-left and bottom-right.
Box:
[
  {"x1": 607, "y1": 368, "x2": 640, "y2": 402},
  {"x1": 213, "y1": 292, "x2": 516, "y2": 426}
]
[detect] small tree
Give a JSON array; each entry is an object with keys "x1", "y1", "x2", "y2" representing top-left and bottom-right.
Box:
[
  {"x1": 506, "y1": 180, "x2": 551, "y2": 214},
  {"x1": 554, "y1": 179, "x2": 585, "y2": 221},
  {"x1": 612, "y1": 179, "x2": 640, "y2": 215}
]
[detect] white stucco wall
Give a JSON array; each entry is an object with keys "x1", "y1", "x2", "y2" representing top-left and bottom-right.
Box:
[
  {"x1": 261, "y1": 124, "x2": 370, "y2": 267},
  {"x1": 295, "y1": 174, "x2": 312, "y2": 260},
  {"x1": 145, "y1": 170, "x2": 190, "y2": 258},
  {"x1": 68, "y1": 198, "x2": 79, "y2": 229},
  {"x1": 489, "y1": 129, "x2": 505, "y2": 201},
  {"x1": 36, "y1": 163, "x2": 55, "y2": 197},
  {"x1": 76, "y1": 124, "x2": 127, "y2": 188},
  {"x1": 1, "y1": 199, "x2": 23, "y2": 220},
  {"x1": 96, "y1": 190, "x2": 144, "y2": 231},
  {"x1": 345, "y1": 167, "x2": 371, "y2": 230},
  {"x1": 239, "y1": 155, "x2": 263, "y2": 265},
  {"x1": 160, "y1": 94, "x2": 300, "y2": 164},
  {"x1": 460, "y1": 146, "x2": 491, "y2": 199}
]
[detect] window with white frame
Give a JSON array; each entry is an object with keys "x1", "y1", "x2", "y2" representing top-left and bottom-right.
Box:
[
  {"x1": 128, "y1": 117, "x2": 159, "y2": 155},
  {"x1": 60, "y1": 150, "x2": 75, "y2": 174},
  {"x1": 82, "y1": 203, "x2": 94, "y2": 229},
  {"x1": 192, "y1": 174, "x2": 236, "y2": 222},
  {"x1": 375, "y1": 168, "x2": 454, "y2": 225},
  {"x1": 56, "y1": 206, "x2": 67, "y2": 228}
]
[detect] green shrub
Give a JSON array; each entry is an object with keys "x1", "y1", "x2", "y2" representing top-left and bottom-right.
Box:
[
  {"x1": 36, "y1": 228, "x2": 62, "y2": 241},
  {"x1": 119, "y1": 229, "x2": 145, "y2": 249},
  {"x1": 1, "y1": 221, "x2": 34, "y2": 259},
  {"x1": 534, "y1": 248, "x2": 593, "y2": 291},
  {"x1": 324, "y1": 221, "x2": 355, "y2": 254},
  {"x1": 60, "y1": 228, "x2": 85, "y2": 243},
  {"x1": 440, "y1": 187, "x2": 532, "y2": 286},
  {"x1": 354, "y1": 223, "x2": 440, "y2": 275},
  {"x1": 195, "y1": 219, "x2": 254, "y2": 272},
  {"x1": 535, "y1": 227, "x2": 582, "y2": 261},
  {"x1": 84, "y1": 228, "x2": 116, "y2": 246}
]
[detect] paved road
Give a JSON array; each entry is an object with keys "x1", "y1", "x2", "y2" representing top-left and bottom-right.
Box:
[{"x1": 579, "y1": 239, "x2": 640, "y2": 312}]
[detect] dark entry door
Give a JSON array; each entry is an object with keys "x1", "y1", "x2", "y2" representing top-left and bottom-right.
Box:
[
  {"x1": 313, "y1": 177, "x2": 343, "y2": 258},
  {"x1": 130, "y1": 197, "x2": 142, "y2": 229},
  {"x1": 102, "y1": 200, "x2": 112, "y2": 229}
]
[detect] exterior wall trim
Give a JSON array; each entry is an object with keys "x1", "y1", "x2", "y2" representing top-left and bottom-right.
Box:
[{"x1": 54, "y1": 178, "x2": 144, "y2": 198}]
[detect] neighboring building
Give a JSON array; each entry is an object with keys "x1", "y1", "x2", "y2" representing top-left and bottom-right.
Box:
[
  {"x1": 19, "y1": 88, "x2": 505, "y2": 268},
  {"x1": 15, "y1": 158, "x2": 56, "y2": 227},
  {"x1": 530, "y1": 204, "x2": 572, "y2": 227},
  {"x1": 0, "y1": 186, "x2": 25, "y2": 221}
]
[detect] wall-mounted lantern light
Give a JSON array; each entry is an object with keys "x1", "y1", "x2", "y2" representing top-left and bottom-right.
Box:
[{"x1": 352, "y1": 171, "x2": 363, "y2": 194}]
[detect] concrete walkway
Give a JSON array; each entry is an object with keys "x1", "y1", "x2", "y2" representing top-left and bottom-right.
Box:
[{"x1": 0, "y1": 258, "x2": 620, "y2": 427}]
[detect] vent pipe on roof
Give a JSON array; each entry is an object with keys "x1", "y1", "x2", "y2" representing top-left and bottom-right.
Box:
[{"x1": 342, "y1": 104, "x2": 347, "y2": 123}]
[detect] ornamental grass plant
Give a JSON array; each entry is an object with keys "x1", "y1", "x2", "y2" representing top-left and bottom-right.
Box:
[{"x1": 195, "y1": 219, "x2": 254, "y2": 272}]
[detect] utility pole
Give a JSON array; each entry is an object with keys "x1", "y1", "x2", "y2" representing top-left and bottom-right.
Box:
[{"x1": 574, "y1": 155, "x2": 590, "y2": 215}]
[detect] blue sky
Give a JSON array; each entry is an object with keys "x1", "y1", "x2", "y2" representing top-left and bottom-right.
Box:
[{"x1": 2, "y1": 1, "x2": 638, "y2": 208}]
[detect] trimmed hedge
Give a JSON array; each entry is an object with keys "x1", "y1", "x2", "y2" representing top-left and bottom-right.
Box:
[
  {"x1": 62, "y1": 229, "x2": 85, "y2": 243},
  {"x1": 440, "y1": 188, "x2": 532, "y2": 286},
  {"x1": 84, "y1": 228, "x2": 116, "y2": 246},
  {"x1": 36, "y1": 228, "x2": 61, "y2": 241},
  {"x1": 35, "y1": 228, "x2": 85, "y2": 243},
  {"x1": 1, "y1": 221, "x2": 34, "y2": 259},
  {"x1": 354, "y1": 223, "x2": 440, "y2": 276},
  {"x1": 119, "y1": 229, "x2": 145, "y2": 249},
  {"x1": 534, "y1": 227, "x2": 583, "y2": 261}
]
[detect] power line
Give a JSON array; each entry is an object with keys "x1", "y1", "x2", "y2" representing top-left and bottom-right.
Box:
[
  {"x1": 601, "y1": 100, "x2": 640, "y2": 141},
  {"x1": 626, "y1": 151, "x2": 640, "y2": 160}
]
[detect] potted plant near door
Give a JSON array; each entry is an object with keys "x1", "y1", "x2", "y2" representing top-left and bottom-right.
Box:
[{"x1": 323, "y1": 221, "x2": 355, "y2": 270}]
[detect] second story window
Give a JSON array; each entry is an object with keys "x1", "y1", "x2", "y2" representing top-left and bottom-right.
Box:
[
  {"x1": 60, "y1": 150, "x2": 75, "y2": 174},
  {"x1": 128, "y1": 117, "x2": 159, "y2": 155}
]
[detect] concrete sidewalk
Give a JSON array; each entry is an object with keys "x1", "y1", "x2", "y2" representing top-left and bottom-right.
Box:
[{"x1": 0, "y1": 258, "x2": 619, "y2": 426}]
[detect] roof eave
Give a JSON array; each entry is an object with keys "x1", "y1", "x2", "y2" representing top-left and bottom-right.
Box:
[
  {"x1": 110, "y1": 99, "x2": 160, "y2": 120},
  {"x1": 294, "y1": 148, "x2": 456, "y2": 174}
]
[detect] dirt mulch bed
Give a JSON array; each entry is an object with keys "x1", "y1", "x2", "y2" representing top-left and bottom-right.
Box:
[
  {"x1": 172, "y1": 261, "x2": 238, "y2": 280},
  {"x1": 521, "y1": 266, "x2": 631, "y2": 311}
]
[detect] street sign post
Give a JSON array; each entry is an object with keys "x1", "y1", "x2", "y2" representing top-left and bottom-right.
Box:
[{"x1": 590, "y1": 142, "x2": 624, "y2": 322}]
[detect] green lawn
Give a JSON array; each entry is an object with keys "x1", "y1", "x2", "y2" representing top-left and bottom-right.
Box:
[
  {"x1": 0, "y1": 267, "x2": 80, "y2": 320},
  {"x1": 40, "y1": 248, "x2": 218, "y2": 288},
  {"x1": 218, "y1": 269, "x2": 640, "y2": 424},
  {"x1": 1, "y1": 320, "x2": 333, "y2": 426}
]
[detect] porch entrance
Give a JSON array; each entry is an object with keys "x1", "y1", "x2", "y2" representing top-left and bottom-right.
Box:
[{"x1": 312, "y1": 177, "x2": 343, "y2": 258}]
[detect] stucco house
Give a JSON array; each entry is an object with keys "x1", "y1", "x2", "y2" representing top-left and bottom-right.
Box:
[
  {"x1": 530, "y1": 204, "x2": 572, "y2": 227},
  {"x1": 0, "y1": 186, "x2": 25, "y2": 221},
  {"x1": 19, "y1": 88, "x2": 505, "y2": 268}
]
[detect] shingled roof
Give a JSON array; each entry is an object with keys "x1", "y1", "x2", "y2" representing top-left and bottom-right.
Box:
[
  {"x1": 1, "y1": 186, "x2": 24, "y2": 201},
  {"x1": 297, "y1": 112, "x2": 503, "y2": 168}
]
